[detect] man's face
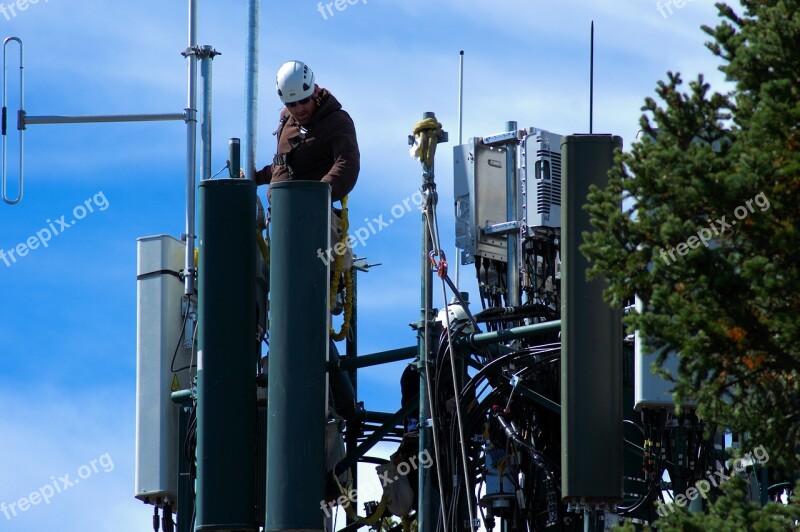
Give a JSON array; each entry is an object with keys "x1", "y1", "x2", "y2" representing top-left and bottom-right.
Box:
[{"x1": 287, "y1": 96, "x2": 316, "y2": 126}]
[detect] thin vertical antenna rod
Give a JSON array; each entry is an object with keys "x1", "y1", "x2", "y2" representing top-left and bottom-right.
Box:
[
  {"x1": 458, "y1": 50, "x2": 464, "y2": 145},
  {"x1": 455, "y1": 50, "x2": 464, "y2": 288},
  {"x1": 589, "y1": 21, "x2": 594, "y2": 134}
]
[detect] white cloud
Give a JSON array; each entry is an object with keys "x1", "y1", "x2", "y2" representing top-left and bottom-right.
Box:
[{"x1": 0, "y1": 385, "x2": 141, "y2": 531}]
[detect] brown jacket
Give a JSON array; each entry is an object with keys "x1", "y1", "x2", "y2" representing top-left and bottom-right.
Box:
[{"x1": 255, "y1": 89, "x2": 359, "y2": 202}]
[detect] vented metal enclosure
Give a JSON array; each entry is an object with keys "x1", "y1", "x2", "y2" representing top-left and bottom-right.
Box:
[
  {"x1": 524, "y1": 129, "x2": 562, "y2": 229},
  {"x1": 135, "y1": 235, "x2": 192, "y2": 506},
  {"x1": 561, "y1": 134, "x2": 623, "y2": 502}
]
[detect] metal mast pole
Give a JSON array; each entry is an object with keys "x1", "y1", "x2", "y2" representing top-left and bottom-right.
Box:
[
  {"x1": 345, "y1": 265, "x2": 360, "y2": 526},
  {"x1": 415, "y1": 111, "x2": 448, "y2": 532},
  {"x1": 199, "y1": 45, "x2": 219, "y2": 182},
  {"x1": 455, "y1": 50, "x2": 464, "y2": 288},
  {"x1": 243, "y1": 0, "x2": 259, "y2": 181},
  {"x1": 505, "y1": 120, "x2": 520, "y2": 307},
  {"x1": 183, "y1": 0, "x2": 198, "y2": 296},
  {"x1": 590, "y1": 21, "x2": 594, "y2": 134}
]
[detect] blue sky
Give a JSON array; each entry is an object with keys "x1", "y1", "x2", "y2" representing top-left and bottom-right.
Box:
[{"x1": 0, "y1": 0, "x2": 728, "y2": 529}]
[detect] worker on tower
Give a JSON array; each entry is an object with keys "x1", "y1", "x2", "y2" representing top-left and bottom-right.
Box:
[
  {"x1": 253, "y1": 59, "x2": 359, "y2": 270},
  {"x1": 255, "y1": 59, "x2": 359, "y2": 200},
  {"x1": 252, "y1": 60, "x2": 359, "y2": 421}
]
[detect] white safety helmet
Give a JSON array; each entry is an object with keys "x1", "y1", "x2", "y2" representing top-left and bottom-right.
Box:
[{"x1": 276, "y1": 60, "x2": 315, "y2": 103}]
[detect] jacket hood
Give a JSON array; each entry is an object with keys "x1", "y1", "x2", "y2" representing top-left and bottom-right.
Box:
[{"x1": 308, "y1": 88, "x2": 342, "y2": 126}]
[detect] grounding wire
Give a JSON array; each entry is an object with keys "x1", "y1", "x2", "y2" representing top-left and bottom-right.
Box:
[
  {"x1": 170, "y1": 310, "x2": 189, "y2": 373},
  {"x1": 189, "y1": 320, "x2": 198, "y2": 379},
  {"x1": 624, "y1": 418, "x2": 646, "y2": 436},
  {"x1": 171, "y1": 313, "x2": 200, "y2": 377},
  {"x1": 210, "y1": 163, "x2": 229, "y2": 179},
  {"x1": 426, "y1": 193, "x2": 478, "y2": 532},
  {"x1": 420, "y1": 196, "x2": 450, "y2": 531}
]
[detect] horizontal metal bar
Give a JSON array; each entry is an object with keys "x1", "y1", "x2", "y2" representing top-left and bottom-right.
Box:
[
  {"x1": 335, "y1": 345, "x2": 417, "y2": 371},
  {"x1": 336, "y1": 396, "x2": 418, "y2": 474},
  {"x1": 171, "y1": 389, "x2": 193, "y2": 404},
  {"x1": 483, "y1": 221, "x2": 520, "y2": 235},
  {"x1": 481, "y1": 130, "x2": 518, "y2": 145},
  {"x1": 518, "y1": 384, "x2": 560, "y2": 414},
  {"x1": 456, "y1": 319, "x2": 561, "y2": 349},
  {"x1": 23, "y1": 112, "x2": 186, "y2": 126},
  {"x1": 363, "y1": 410, "x2": 407, "y2": 425}
]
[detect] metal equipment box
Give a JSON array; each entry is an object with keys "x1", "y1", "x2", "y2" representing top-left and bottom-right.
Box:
[
  {"x1": 453, "y1": 143, "x2": 475, "y2": 265},
  {"x1": 634, "y1": 298, "x2": 697, "y2": 411},
  {"x1": 524, "y1": 129, "x2": 562, "y2": 229},
  {"x1": 454, "y1": 139, "x2": 511, "y2": 263},
  {"x1": 455, "y1": 127, "x2": 564, "y2": 266}
]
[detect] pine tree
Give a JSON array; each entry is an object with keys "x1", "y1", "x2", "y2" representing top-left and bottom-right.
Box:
[
  {"x1": 617, "y1": 478, "x2": 800, "y2": 530},
  {"x1": 581, "y1": 0, "x2": 800, "y2": 478}
]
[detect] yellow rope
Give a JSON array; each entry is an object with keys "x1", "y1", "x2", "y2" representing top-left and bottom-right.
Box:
[
  {"x1": 411, "y1": 117, "x2": 443, "y2": 168},
  {"x1": 333, "y1": 472, "x2": 389, "y2": 525},
  {"x1": 331, "y1": 268, "x2": 353, "y2": 341},
  {"x1": 329, "y1": 197, "x2": 347, "y2": 306},
  {"x1": 330, "y1": 195, "x2": 354, "y2": 341},
  {"x1": 256, "y1": 195, "x2": 270, "y2": 264},
  {"x1": 256, "y1": 230, "x2": 269, "y2": 263}
]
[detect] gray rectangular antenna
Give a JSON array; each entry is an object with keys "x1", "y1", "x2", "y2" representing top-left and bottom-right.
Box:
[{"x1": 561, "y1": 134, "x2": 623, "y2": 502}]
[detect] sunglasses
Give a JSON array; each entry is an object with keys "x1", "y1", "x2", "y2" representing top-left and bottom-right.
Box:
[{"x1": 286, "y1": 96, "x2": 312, "y2": 108}]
